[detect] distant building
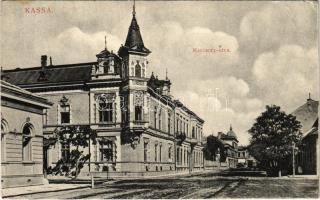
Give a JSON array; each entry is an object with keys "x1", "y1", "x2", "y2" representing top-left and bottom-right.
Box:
[
  {"x1": 218, "y1": 125, "x2": 238, "y2": 168},
  {"x1": 292, "y1": 95, "x2": 318, "y2": 175},
  {"x1": 237, "y1": 146, "x2": 257, "y2": 168},
  {"x1": 2, "y1": 4, "x2": 204, "y2": 177},
  {"x1": 1, "y1": 80, "x2": 52, "y2": 188}
]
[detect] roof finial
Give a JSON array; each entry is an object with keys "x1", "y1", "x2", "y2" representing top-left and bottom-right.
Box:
[
  {"x1": 104, "y1": 35, "x2": 107, "y2": 50},
  {"x1": 308, "y1": 92, "x2": 311, "y2": 100},
  {"x1": 166, "y1": 68, "x2": 168, "y2": 80},
  {"x1": 132, "y1": 0, "x2": 136, "y2": 16},
  {"x1": 230, "y1": 124, "x2": 232, "y2": 131}
]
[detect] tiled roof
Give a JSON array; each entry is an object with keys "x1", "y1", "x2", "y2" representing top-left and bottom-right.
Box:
[
  {"x1": 121, "y1": 15, "x2": 150, "y2": 54},
  {"x1": 1, "y1": 80, "x2": 52, "y2": 106},
  {"x1": 2, "y1": 62, "x2": 96, "y2": 86},
  {"x1": 291, "y1": 98, "x2": 318, "y2": 136},
  {"x1": 226, "y1": 125, "x2": 237, "y2": 139}
]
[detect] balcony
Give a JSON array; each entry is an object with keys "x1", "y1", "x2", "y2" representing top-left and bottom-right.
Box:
[
  {"x1": 190, "y1": 138, "x2": 198, "y2": 145},
  {"x1": 130, "y1": 120, "x2": 148, "y2": 132}
]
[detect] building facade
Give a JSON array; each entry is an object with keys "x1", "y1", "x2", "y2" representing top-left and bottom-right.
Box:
[
  {"x1": 237, "y1": 146, "x2": 257, "y2": 168},
  {"x1": 292, "y1": 96, "x2": 318, "y2": 175},
  {"x1": 2, "y1": 6, "x2": 204, "y2": 177},
  {"x1": 217, "y1": 126, "x2": 238, "y2": 168},
  {"x1": 1, "y1": 80, "x2": 52, "y2": 188}
]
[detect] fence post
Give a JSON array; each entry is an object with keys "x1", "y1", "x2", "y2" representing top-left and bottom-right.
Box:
[{"x1": 91, "y1": 173, "x2": 94, "y2": 189}]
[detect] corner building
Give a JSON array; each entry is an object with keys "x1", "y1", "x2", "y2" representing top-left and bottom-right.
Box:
[
  {"x1": 3, "y1": 7, "x2": 204, "y2": 177},
  {"x1": 1, "y1": 81, "x2": 52, "y2": 188}
]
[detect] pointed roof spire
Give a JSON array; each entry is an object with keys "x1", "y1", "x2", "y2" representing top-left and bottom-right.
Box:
[
  {"x1": 119, "y1": 0, "x2": 151, "y2": 55},
  {"x1": 166, "y1": 68, "x2": 168, "y2": 80},
  {"x1": 104, "y1": 35, "x2": 107, "y2": 50},
  {"x1": 132, "y1": 0, "x2": 136, "y2": 16}
]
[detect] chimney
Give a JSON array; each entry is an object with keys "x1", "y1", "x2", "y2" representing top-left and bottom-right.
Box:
[
  {"x1": 49, "y1": 56, "x2": 53, "y2": 66},
  {"x1": 217, "y1": 132, "x2": 223, "y2": 139},
  {"x1": 41, "y1": 55, "x2": 47, "y2": 68}
]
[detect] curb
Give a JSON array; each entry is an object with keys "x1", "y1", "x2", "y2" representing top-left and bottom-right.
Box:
[{"x1": 2, "y1": 185, "x2": 90, "y2": 198}]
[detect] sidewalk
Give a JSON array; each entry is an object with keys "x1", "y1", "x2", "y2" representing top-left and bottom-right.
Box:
[
  {"x1": 2, "y1": 183, "x2": 89, "y2": 198},
  {"x1": 284, "y1": 174, "x2": 319, "y2": 179}
]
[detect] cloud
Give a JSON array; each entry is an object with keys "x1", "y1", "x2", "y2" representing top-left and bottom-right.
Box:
[
  {"x1": 145, "y1": 22, "x2": 240, "y2": 82},
  {"x1": 252, "y1": 45, "x2": 319, "y2": 111},
  {"x1": 172, "y1": 76, "x2": 264, "y2": 145},
  {"x1": 1, "y1": 1, "x2": 317, "y2": 146},
  {"x1": 240, "y1": 2, "x2": 317, "y2": 52},
  {"x1": 33, "y1": 27, "x2": 123, "y2": 65}
]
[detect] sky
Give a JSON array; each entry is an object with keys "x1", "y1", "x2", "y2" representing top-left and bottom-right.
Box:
[{"x1": 1, "y1": 1, "x2": 318, "y2": 145}]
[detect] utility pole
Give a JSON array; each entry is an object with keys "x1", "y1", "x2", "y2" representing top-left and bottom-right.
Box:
[{"x1": 292, "y1": 142, "x2": 295, "y2": 177}]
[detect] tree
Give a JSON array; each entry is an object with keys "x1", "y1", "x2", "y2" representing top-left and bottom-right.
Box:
[
  {"x1": 47, "y1": 125, "x2": 97, "y2": 179},
  {"x1": 248, "y1": 105, "x2": 302, "y2": 176},
  {"x1": 176, "y1": 132, "x2": 186, "y2": 145},
  {"x1": 203, "y1": 135, "x2": 226, "y2": 162}
]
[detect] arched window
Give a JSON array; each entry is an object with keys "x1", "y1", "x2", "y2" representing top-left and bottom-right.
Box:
[
  {"x1": 135, "y1": 106, "x2": 142, "y2": 121},
  {"x1": 1, "y1": 119, "x2": 9, "y2": 162},
  {"x1": 135, "y1": 64, "x2": 141, "y2": 78},
  {"x1": 22, "y1": 123, "x2": 33, "y2": 161},
  {"x1": 158, "y1": 109, "x2": 162, "y2": 130},
  {"x1": 167, "y1": 113, "x2": 171, "y2": 134}
]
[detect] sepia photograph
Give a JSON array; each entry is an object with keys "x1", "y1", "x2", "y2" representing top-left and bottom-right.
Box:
[{"x1": 0, "y1": 0, "x2": 319, "y2": 198}]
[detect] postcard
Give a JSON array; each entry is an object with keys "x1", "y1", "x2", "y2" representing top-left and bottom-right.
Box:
[{"x1": 1, "y1": 0, "x2": 318, "y2": 198}]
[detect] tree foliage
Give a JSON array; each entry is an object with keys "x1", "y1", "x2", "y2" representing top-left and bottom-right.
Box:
[
  {"x1": 203, "y1": 135, "x2": 226, "y2": 162},
  {"x1": 248, "y1": 105, "x2": 302, "y2": 176},
  {"x1": 176, "y1": 132, "x2": 186, "y2": 145},
  {"x1": 47, "y1": 125, "x2": 97, "y2": 178}
]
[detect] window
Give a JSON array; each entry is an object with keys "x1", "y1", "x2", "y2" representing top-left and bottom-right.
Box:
[
  {"x1": 99, "y1": 102, "x2": 113, "y2": 122},
  {"x1": 1, "y1": 133, "x2": 5, "y2": 162},
  {"x1": 60, "y1": 104, "x2": 70, "y2": 124},
  {"x1": 159, "y1": 145, "x2": 162, "y2": 162},
  {"x1": 186, "y1": 150, "x2": 189, "y2": 164},
  {"x1": 142, "y1": 63, "x2": 145, "y2": 75},
  {"x1": 22, "y1": 123, "x2": 32, "y2": 161},
  {"x1": 1, "y1": 120, "x2": 8, "y2": 162},
  {"x1": 176, "y1": 119, "x2": 179, "y2": 132},
  {"x1": 183, "y1": 122, "x2": 185, "y2": 133},
  {"x1": 176, "y1": 148, "x2": 179, "y2": 164},
  {"x1": 180, "y1": 148, "x2": 183, "y2": 165},
  {"x1": 144, "y1": 141, "x2": 148, "y2": 162},
  {"x1": 168, "y1": 146, "x2": 172, "y2": 159},
  {"x1": 135, "y1": 64, "x2": 141, "y2": 77},
  {"x1": 186, "y1": 124, "x2": 188, "y2": 136},
  {"x1": 154, "y1": 107, "x2": 157, "y2": 129},
  {"x1": 135, "y1": 106, "x2": 142, "y2": 121},
  {"x1": 155, "y1": 144, "x2": 158, "y2": 162},
  {"x1": 167, "y1": 113, "x2": 171, "y2": 134},
  {"x1": 100, "y1": 139, "x2": 116, "y2": 162},
  {"x1": 192, "y1": 127, "x2": 195, "y2": 138},
  {"x1": 61, "y1": 141, "x2": 70, "y2": 162},
  {"x1": 158, "y1": 110, "x2": 161, "y2": 130}
]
